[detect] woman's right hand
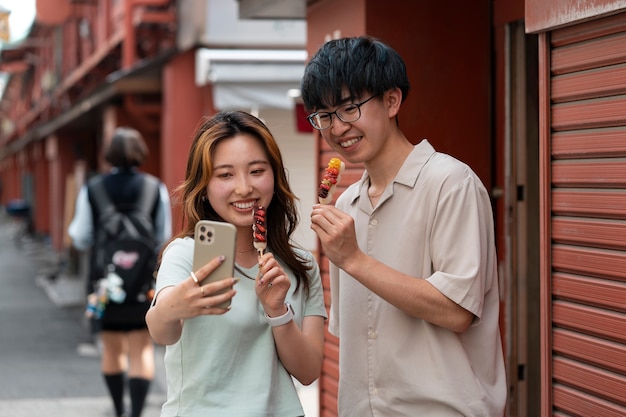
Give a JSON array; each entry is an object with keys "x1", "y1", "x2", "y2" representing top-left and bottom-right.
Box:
[
  {"x1": 150, "y1": 256, "x2": 234, "y2": 314},
  {"x1": 171, "y1": 255, "x2": 238, "y2": 319},
  {"x1": 146, "y1": 255, "x2": 238, "y2": 345}
]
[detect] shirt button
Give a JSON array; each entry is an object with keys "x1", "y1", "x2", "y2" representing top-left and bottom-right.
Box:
[
  {"x1": 370, "y1": 219, "x2": 378, "y2": 226},
  {"x1": 368, "y1": 331, "x2": 377, "y2": 339},
  {"x1": 371, "y1": 387, "x2": 379, "y2": 396}
]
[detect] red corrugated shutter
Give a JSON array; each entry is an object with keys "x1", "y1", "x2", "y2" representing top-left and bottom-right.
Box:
[{"x1": 541, "y1": 12, "x2": 626, "y2": 415}]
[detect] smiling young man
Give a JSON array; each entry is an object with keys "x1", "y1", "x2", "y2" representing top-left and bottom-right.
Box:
[{"x1": 303, "y1": 36, "x2": 507, "y2": 416}]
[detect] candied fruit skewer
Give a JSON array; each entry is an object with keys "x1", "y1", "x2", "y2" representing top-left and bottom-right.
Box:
[
  {"x1": 319, "y1": 157, "x2": 345, "y2": 204},
  {"x1": 252, "y1": 206, "x2": 267, "y2": 256}
]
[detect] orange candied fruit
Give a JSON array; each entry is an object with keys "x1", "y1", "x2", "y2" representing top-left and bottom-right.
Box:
[{"x1": 328, "y1": 157, "x2": 343, "y2": 170}]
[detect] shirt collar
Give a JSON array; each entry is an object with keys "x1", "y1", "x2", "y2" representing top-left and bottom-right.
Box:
[{"x1": 348, "y1": 139, "x2": 437, "y2": 205}]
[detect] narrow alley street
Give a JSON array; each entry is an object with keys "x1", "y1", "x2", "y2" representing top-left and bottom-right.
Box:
[{"x1": 0, "y1": 212, "x2": 167, "y2": 417}]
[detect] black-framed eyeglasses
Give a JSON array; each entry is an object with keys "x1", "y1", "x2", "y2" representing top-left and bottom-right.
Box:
[{"x1": 307, "y1": 95, "x2": 376, "y2": 130}]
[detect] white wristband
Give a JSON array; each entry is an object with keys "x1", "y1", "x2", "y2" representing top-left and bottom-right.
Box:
[{"x1": 264, "y1": 302, "x2": 294, "y2": 327}]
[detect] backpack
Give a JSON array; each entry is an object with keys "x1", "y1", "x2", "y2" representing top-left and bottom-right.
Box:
[{"x1": 88, "y1": 174, "x2": 160, "y2": 303}]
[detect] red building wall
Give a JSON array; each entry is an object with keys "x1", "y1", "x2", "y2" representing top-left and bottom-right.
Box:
[
  {"x1": 161, "y1": 50, "x2": 215, "y2": 234},
  {"x1": 367, "y1": 1, "x2": 492, "y2": 185}
]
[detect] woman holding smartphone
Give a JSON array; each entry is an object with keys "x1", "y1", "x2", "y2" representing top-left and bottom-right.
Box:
[{"x1": 146, "y1": 111, "x2": 327, "y2": 416}]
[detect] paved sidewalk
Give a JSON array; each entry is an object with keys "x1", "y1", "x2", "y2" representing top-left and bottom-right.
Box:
[{"x1": 0, "y1": 396, "x2": 167, "y2": 417}]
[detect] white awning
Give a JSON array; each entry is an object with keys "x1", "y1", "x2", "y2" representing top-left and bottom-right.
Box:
[{"x1": 195, "y1": 48, "x2": 306, "y2": 110}]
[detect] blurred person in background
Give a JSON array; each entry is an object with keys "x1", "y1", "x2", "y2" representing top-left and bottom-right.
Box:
[{"x1": 69, "y1": 127, "x2": 172, "y2": 417}]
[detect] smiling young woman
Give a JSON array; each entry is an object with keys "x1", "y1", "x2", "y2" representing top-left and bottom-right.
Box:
[{"x1": 146, "y1": 111, "x2": 327, "y2": 417}]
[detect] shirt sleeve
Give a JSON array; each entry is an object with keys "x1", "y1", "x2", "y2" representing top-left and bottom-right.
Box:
[
  {"x1": 155, "y1": 238, "x2": 194, "y2": 293},
  {"x1": 154, "y1": 182, "x2": 172, "y2": 246},
  {"x1": 301, "y1": 251, "x2": 328, "y2": 320},
  {"x1": 67, "y1": 186, "x2": 94, "y2": 251},
  {"x1": 427, "y1": 175, "x2": 491, "y2": 319}
]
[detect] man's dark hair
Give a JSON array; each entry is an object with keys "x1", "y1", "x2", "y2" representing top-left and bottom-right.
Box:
[{"x1": 301, "y1": 36, "x2": 411, "y2": 111}]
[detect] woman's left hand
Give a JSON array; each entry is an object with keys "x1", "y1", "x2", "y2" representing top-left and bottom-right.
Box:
[{"x1": 255, "y1": 252, "x2": 291, "y2": 316}]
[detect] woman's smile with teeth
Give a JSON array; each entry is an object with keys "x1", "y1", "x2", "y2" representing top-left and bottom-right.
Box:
[
  {"x1": 233, "y1": 201, "x2": 256, "y2": 210},
  {"x1": 340, "y1": 137, "x2": 360, "y2": 148}
]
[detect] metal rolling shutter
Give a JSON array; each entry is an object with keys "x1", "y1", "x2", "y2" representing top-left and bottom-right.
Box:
[{"x1": 543, "y1": 12, "x2": 626, "y2": 415}]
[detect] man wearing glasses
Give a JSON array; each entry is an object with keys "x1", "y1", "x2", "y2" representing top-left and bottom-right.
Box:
[{"x1": 304, "y1": 36, "x2": 506, "y2": 416}]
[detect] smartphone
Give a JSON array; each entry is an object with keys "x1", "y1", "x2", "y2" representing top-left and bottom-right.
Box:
[{"x1": 193, "y1": 220, "x2": 237, "y2": 308}]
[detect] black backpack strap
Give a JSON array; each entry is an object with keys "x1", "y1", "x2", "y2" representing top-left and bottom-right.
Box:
[
  {"x1": 136, "y1": 174, "x2": 160, "y2": 221},
  {"x1": 88, "y1": 176, "x2": 120, "y2": 234},
  {"x1": 88, "y1": 174, "x2": 160, "y2": 239}
]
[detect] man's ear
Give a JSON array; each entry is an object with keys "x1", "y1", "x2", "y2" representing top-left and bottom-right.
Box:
[{"x1": 385, "y1": 87, "x2": 403, "y2": 118}]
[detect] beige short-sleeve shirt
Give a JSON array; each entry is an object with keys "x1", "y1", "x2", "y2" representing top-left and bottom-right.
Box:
[{"x1": 329, "y1": 140, "x2": 506, "y2": 416}]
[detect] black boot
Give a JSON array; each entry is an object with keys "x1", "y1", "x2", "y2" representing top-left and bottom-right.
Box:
[
  {"x1": 103, "y1": 372, "x2": 126, "y2": 417},
  {"x1": 129, "y1": 377, "x2": 151, "y2": 417}
]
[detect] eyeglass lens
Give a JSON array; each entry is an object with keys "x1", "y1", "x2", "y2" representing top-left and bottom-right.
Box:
[{"x1": 308, "y1": 96, "x2": 375, "y2": 130}]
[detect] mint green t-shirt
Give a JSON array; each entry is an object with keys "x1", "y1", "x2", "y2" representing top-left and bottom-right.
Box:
[{"x1": 155, "y1": 238, "x2": 327, "y2": 417}]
